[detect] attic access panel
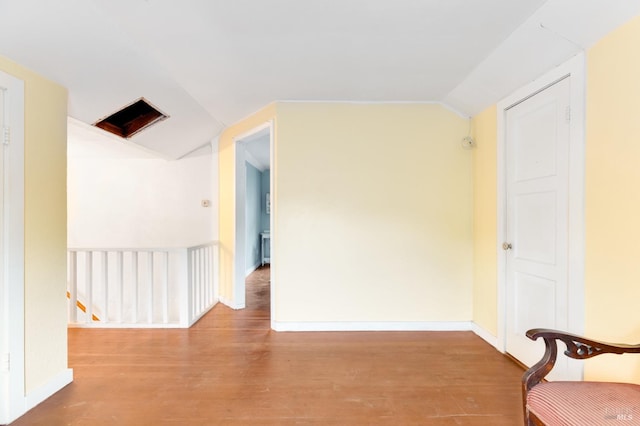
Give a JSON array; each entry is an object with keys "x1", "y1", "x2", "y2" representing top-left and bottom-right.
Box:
[{"x1": 93, "y1": 98, "x2": 168, "y2": 138}]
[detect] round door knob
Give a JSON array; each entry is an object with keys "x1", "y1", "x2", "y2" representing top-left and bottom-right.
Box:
[{"x1": 502, "y1": 242, "x2": 513, "y2": 250}]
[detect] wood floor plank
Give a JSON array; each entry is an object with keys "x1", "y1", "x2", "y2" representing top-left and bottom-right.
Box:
[{"x1": 11, "y1": 266, "x2": 524, "y2": 425}]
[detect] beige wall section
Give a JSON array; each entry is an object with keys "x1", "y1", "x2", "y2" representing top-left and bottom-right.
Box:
[
  {"x1": 471, "y1": 105, "x2": 498, "y2": 336},
  {"x1": 218, "y1": 104, "x2": 276, "y2": 302},
  {"x1": 0, "y1": 55, "x2": 68, "y2": 392},
  {"x1": 584, "y1": 15, "x2": 640, "y2": 383},
  {"x1": 275, "y1": 103, "x2": 472, "y2": 322}
]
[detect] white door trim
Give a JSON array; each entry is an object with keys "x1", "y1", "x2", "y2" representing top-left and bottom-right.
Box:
[
  {"x1": 233, "y1": 138, "x2": 247, "y2": 309},
  {"x1": 267, "y1": 121, "x2": 275, "y2": 328},
  {"x1": 232, "y1": 121, "x2": 274, "y2": 314},
  {"x1": 497, "y1": 53, "x2": 585, "y2": 363},
  {"x1": 0, "y1": 70, "x2": 26, "y2": 424}
]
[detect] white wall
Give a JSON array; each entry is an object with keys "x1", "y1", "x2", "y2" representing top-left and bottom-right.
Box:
[{"x1": 68, "y1": 125, "x2": 217, "y2": 249}]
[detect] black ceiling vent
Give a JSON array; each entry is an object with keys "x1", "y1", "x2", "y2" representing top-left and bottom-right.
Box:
[{"x1": 93, "y1": 98, "x2": 168, "y2": 139}]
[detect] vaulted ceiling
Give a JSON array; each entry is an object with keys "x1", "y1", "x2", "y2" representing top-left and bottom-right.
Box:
[{"x1": 1, "y1": 0, "x2": 639, "y2": 159}]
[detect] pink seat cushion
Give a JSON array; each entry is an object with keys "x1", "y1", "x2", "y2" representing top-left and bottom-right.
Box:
[{"x1": 528, "y1": 381, "x2": 640, "y2": 425}]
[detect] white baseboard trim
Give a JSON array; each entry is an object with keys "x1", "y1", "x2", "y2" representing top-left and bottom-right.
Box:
[
  {"x1": 471, "y1": 322, "x2": 500, "y2": 351},
  {"x1": 188, "y1": 302, "x2": 218, "y2": 327},
  {"x1": 68, "y1": 300, "x2": 220, "y2": 330},
  {"x1": 245, "y1": 261, "x2": 260, "y2": 277},
  {"x1": 69, "y1": 323, "x2": 185, "y2": 329},
  {"x1": 25, "y1": 368, "x2": 73, "y2": 412},
  {"x1": 272, "y1": 320, "x2": 474, "y2": 332},
  {"x1": 219, "y1": 297, "x2": 245, "y2": 310}
]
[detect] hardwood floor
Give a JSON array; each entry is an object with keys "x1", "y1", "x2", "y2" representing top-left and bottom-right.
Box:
[{"x1": 12, "y1": 266, "x2": 524, "y2": 425}]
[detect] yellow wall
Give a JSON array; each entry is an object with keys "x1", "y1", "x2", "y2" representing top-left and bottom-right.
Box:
[
  {"x1": 471, "y1": 105, "x2": 498, "y2": 336},
  {"x1": 584, "y1": 15, "x2": 640, "y2": 382},
  {"x1": 0, "y1": 55, "x2": 68, "y2": 392},
  {"x1": 218, "y1": 104, "x2": 276, "y2": 302},
  {"x1": 274, "y1": 103, "x2": 472, "y2": 323}
]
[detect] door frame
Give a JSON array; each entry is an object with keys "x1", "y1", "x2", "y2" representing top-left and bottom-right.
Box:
[
  {"x1": 232, "y1": 121, "x2": 274, "y2": 319},
  {"x1": 0, "y1": 70, "x2": 26, "y2": 424},
  {"x1": 497, "y1": 53, "x2": 585, "y2": 373}
]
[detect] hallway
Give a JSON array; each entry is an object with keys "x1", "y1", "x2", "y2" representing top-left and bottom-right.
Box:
[{"x1": 11, "y1": 266, "x2": 524, "y2": 425}]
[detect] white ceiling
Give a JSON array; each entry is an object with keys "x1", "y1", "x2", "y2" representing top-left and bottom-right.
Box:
[{"x1": 1, "y1": 0, "x2": 639, "y2": 159}]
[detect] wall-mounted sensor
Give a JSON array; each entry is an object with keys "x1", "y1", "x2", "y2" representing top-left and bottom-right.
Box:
[{"x1": 461, "y1": 136, "x2": 476, "y2": 149}]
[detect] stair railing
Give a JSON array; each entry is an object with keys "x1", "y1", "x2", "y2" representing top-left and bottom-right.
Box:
[{"x1": 67, "y1": 242, "x2": 218, "y2": 328}]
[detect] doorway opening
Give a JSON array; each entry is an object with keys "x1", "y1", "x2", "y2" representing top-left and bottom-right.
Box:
[{"x1": 233, "y1": 122, "x2": 274, "y2": 322}]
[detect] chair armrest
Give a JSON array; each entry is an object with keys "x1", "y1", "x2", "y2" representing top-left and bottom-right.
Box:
[{"x1": 522, "y1": 328, "x2": 640, "y2": 392}]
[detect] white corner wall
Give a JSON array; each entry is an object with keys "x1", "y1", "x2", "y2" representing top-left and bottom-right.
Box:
[{"x1": 68, "y1": 139, "x2": 217, "y2": 249}]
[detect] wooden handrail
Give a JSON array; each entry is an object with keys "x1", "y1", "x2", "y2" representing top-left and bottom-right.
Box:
[{"x1": 66, "y1": 291, "x2": 100, "y2": 321}]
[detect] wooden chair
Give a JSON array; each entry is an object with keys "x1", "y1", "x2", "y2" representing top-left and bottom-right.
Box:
[{"x1": 522, "y1": 328, "x2": 640, "y2": 425}]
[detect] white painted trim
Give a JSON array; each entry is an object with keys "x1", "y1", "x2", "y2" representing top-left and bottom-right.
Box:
[
  {"x1": 272, "y1": 321, "x2": 503, "y2": 355},
  {"x1": 272, "y1": 321, "x2": 473, "y2": 332},
  {"x1": 67, "y1": 317, "x2": 190, "y2": 329},
  {"x1": 233, "y1": 122, "x2": 271, "y2": 144},
  {"x1": 245, "y1": 261, "x2": 260, "y2": 277},
  {"x1": 565, "y1": 55, "x2": 586, "y2": 343},
  {"x1": 267, "y1": 120, "x2": 275, "y2": 329},
  {"x1": 471, "y1": 323, "x2": 499, "y2": 350},
  {"x1": 66, "y1": 308, "x2": 223, "y2": 328},
  {"x1": 496, "y1": 53, "x2": 585, "y2": 377},
  {"x1": 68, "y1": 323, "x2": 187, "y2": 329},
  {"x1": 187, "y1": 301, "x2": 218, "y2": 327},
  {"x1": 218, "y1": 296, "x2": 244, "y2": 310},
  {"x1": 233, "y1": 142, "x2": 247, "y2": 309},
  {"x1": 24, "y1": 369, "x2": 73, "y2": 412},
  {"x1": 0, "y1": 71, "x2": 25, "y2": 426}
]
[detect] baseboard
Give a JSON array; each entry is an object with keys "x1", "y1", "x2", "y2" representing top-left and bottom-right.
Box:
[
  {"x1": 272, "y1": 320, "x2": 473, "y2": 332},
  {"x1": 471, "y1": 322, "x2": 500, "y2": 350},
  {"x1": 245, "y1": 261, "x2": 260, "y2": 277},
  {"x1": 188, "y1": 302, "x2": 218, "y2": 327},
  {"x1": 25, "y1": 368, "x2": 73, "y2": 412},
  {"x1": 219, "y1": 297, "x2": 245, "y2": 310},
  {"x1": 69, "y1": 323, "x2": 185, "y2": 329}
]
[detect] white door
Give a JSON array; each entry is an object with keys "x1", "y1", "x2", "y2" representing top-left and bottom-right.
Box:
[{"x1": 504, "y1": 77, "x2": 572, "y2": 380}]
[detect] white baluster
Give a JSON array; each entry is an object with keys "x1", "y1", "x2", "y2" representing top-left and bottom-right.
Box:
[
  {"x1": 85, "y1": 251, "x2": 93, "y2": 323},
  {"x1": 103, "y1": 251, "x2": 108, "y2": 323},
  {"x1": 69, "y1": 251, "x2": 78, "y2": 323},
  {"x1": 163, "y1": 251, "x2": 169, "y2": 324},
  {"x1": 148, "y1": 251, "x2": 154, "y2": 324},
  {"x1": 132, "y1": 251, "x2": 138, "y2": 323},
  {"x1": 117, "y1": 251, "x2": 123, "y2": 323}
]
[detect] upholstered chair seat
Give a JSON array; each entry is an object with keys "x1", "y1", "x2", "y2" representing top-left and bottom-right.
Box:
[{"x1": 526, "y1": 381, "x2": 640, "y2": 425}]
